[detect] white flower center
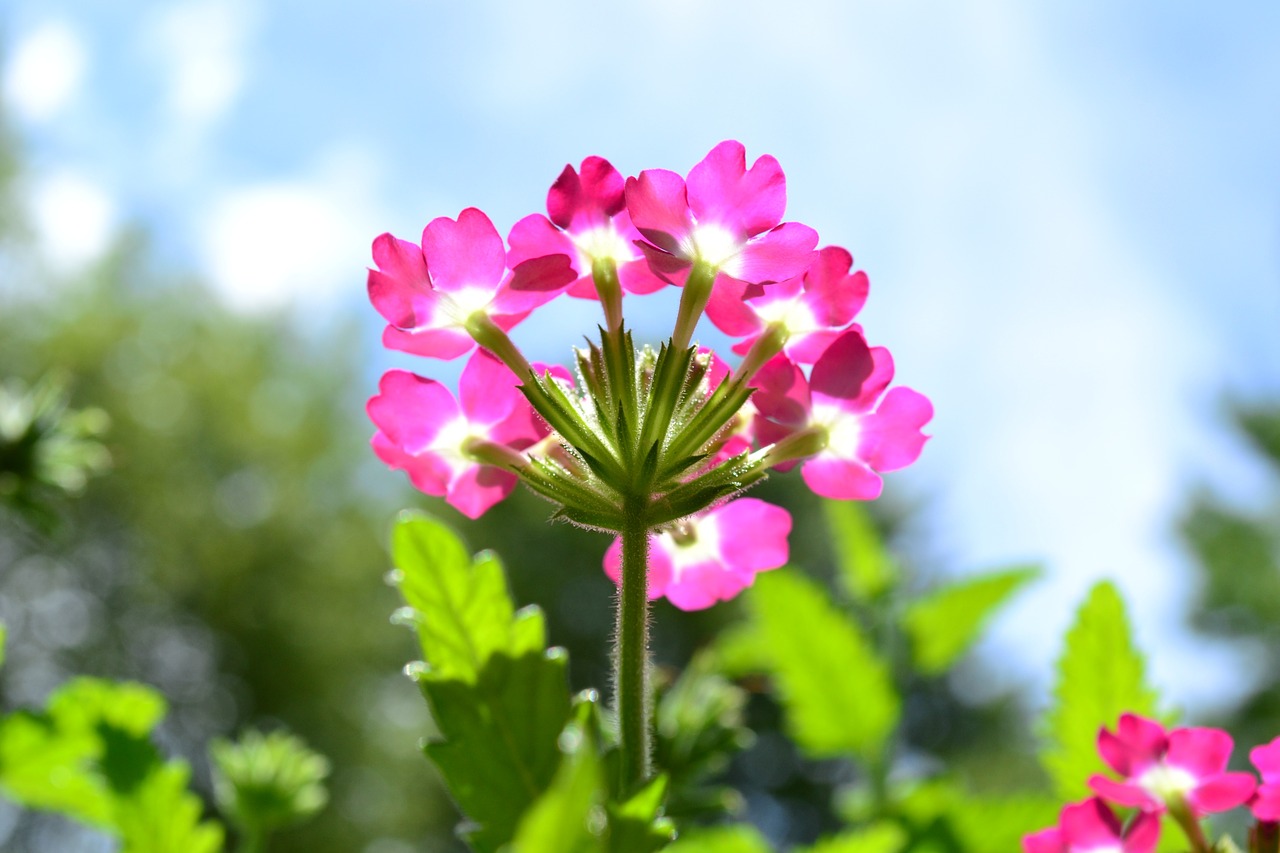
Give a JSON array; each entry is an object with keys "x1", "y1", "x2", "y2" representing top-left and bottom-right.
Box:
[
  {"x1": 664, "y1": 520, "x2": 722, "y2": 580},
  {"x1": 571, "y1": 224, "x2": 635, "y2": 269},
  {"x1": 683, "y1": 223, "x2": 743, "y2": 274},
  {"x1": 812, "y1": 403, "x2": 862, "y2": 457},
  {"x1": 752, "y1": 296, "x2": 817, "y2": 333},
  {"x1": 430, "y1": 416, "x2": 477, "y2": 473},
  {"x1": 1137, "y1": 762, "x2": 1197, "y2": 802},
  {"x1": 438, "y1": 285, "x2": 495, "y2": 326}
]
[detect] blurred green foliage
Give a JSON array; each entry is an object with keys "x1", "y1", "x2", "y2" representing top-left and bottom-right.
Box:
[{"x1": 1181, "y1": 402, "x2": 1280, "y2": 750}]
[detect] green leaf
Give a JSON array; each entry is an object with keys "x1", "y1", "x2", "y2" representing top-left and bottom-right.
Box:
[
  {"x1": 506, "y1": 717, "x2": 606, "y2": 853},
  {"x1": 654, "y1": 652, "x2": 752, "y2": 820},
  {"x1": 665, "y1": 824, "x2": 774, "y2": 853},
  {"x1": 824, "y1": 499, "x2": 896, "y2": 601},
  {"x1": 798, "y1": 824, "x2": 906, "y2": 853},
  {"x1": 0, "y1": 677, "x2": 223, "y2": 851},
  {"x1": 746, "y1": 570, "x2": 899, "y2": 760},
  {"x1": 422, "y1": 650, "x2": 574, "y2": 853},
  {"x1": 608, "y1": 775, "x2": 676, "y2": 853},
  {"x1": 390, "y1": 512, "x2": 527, "y2": 683},
  {"x1": 947, "y1": 793, "x2": 1060, "y2": 853},
  {"x1": 1042, "y1": 581, "x2": 1161, "y2": 800},
  {"x1": 902, "y1": 565, "x2": 1039, "y2": 675},
  {"x1": 113, "y1": 763, "x2": 224, "y2": 853}
]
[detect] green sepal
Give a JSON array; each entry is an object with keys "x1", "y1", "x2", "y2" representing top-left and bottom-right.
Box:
[
  {"x1": 661, "y1": 377, "x2": 754, "y2": 474},
  {"x1": 521, "y1": 371, "x2": 625, "y2": 484}
]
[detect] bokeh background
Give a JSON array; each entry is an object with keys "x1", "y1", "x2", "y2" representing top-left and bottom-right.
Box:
[{"x1": 1, "y1": 1, "x2": 1278, "y2": 851}]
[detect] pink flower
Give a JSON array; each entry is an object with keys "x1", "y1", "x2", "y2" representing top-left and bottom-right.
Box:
[
  {"x1": 1024, "y1": 798, "x2": 1160, "y2": 853},
  {"x1": 1088, "y1": 713, "x2": 1256, "y2": 815},
  {"x1": 368, "y1": 207, "x2": 575, "y2": 360},
  {"x1": 602, "y1": 498, "x2": 790, "y2": 610},
  {"x1": 752, "y1": 330, "x2": 932, "y2": 500},
  {"x1": 623, "y1": 140, "x2": 818, "y2": 289},
  {"x1": 507, "y1": 156, "x2": 667, "y2": 300},
  {"x1": 708, "y1": 246, "x2": 869, "y2": 362},
  {"x1": 367, "y1": 350, "x2": 545, "y2": 519},
  {"x1": 1250, "y1": 737, "x2": 1280, "y2": 821}
]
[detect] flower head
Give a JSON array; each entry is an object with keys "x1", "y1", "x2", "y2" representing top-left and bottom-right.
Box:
[
  {"x1": 368, "y1": 207, "x2": 575, "y2": 360},
  {"x1": 367, "y1": 350, "x2": 545, "y2": 518},
  {"x1": 602, "y1": 498, "x2": 790, "y2": 610},
  {"x1": 624, "y1": 140, "x2": 818, "y2": 290},
  {"x1": 753, "y1": 330, "x2": 932, "y2": 500},
  {"x1": 1087, "y1": 713, "x2": 1256, "y2": 815},
  {"x1": 1024, "y1": 797, "x2": 1160, "y2": 853}
]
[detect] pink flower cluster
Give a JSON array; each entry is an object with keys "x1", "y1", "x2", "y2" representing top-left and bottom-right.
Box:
[
  {"x1": 1026, "y1": 713, "x2": 1280, "y2": 853},
  {"x1": 365, "y1": 141, "x2": 932, "y2": 610}
]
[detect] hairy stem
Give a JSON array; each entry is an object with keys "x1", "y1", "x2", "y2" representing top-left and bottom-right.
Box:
[{"x1": 616, "y1": 499, "x2": 652, "y2": 788}]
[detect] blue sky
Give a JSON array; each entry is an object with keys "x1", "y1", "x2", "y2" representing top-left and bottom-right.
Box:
[{"x1": 4, "y1": 0, "x2": 1280, "y2": 714}]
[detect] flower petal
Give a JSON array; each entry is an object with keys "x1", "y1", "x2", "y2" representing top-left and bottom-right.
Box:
[
  {"x1": 625, "y1": 169, "x2": 692, "y2": 255},
  {"x1": 686, "y1": 140, "x2": 786, "y2": 236},
  {"x1": 422, "y1": 207, "x2": 506, "y2": 293}
]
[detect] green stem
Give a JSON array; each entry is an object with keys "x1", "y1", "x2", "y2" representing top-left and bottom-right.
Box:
[
  {"x1": 464, "y1": 313, "x2": 533, "y2": 378},
  {"x1": 670, "y1": 263, "x2": 719, "y2": 352},
  {"x1": 616, "y1": 499, "x2": 652, "y2": 789},
  {"x1": 1169, "y1": 799, "x2": 1211, "y2": 853},
  {"x1": 591, "y1": 257, "x2": 624, "y2": 334}
]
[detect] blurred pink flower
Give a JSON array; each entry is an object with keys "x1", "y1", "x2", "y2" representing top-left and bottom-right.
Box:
[
  {"x1": 1024, "y1": 797, "x2": 1159, "y2": 853},
  {"x1": 1250, "y1": 737, "x2": 1280, "y2": 821},
  {"x1": 602, "y1": 498, "x2": 790, "y2": 610},
  {"x1": 367, "y1": 350, "x2": 545, "y2": 518},
  {"x1": 1088, "y1": 713, "x2": 1256, "y2": 815}
]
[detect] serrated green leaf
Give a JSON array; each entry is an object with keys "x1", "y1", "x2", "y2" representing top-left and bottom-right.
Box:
[
  {"x1": 824, "y1": 500, "x2": 896, "y2": 601},
  {"x1": 1042, "y1": 581, "x2": 1160, "y2": 800},
  {"x1": 666, "y1": 824, "x2": 774, "y2": 853},
  {"x1": 506, "y1": 719, "x2": 606, "y2": 853},
  {"x1": 608, "y1": 775, "x2": 675, "y2": 853},
  {"x1": 747, "y1": 571, "x2": 899, "y2": 760},
  {"x1": 390, "y1": 513, "x2": 520, "y2": 683},
  {"x1": 0, "y1": 677, "x2": 223, "y2": 851},
  {"x1": 114, "y1": 763, "x2": 224, "y2": 853},
  {"x1": 423, "y1": 650, "x2": 573, "y2": 853},
  {"x1": 798, "y1": 823, "x2": 906, "y2": 853},
  {"x1": 0, "y1": 709, "x2": 110, "y2": 825},
  {"x1": 947, "y1": 793, "x2": 1060, "y2": 853},
  {"x1": 902, "y1": 565, "x2": 1039, "y2": 675}
]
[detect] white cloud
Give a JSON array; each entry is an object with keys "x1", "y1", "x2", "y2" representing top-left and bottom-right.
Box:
[
  {"x1": 200, "y1": 146, "x2": 386, "y2": 313},
  {"x1": 3, "y1": 20, "x2": 87, "y2": 124},
  {"x1": 145, "y1": 0, "x2": 257, "y2": 131},
  {"x1": 29, "y1": 172, "x2": 116, "y2": 269}
]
